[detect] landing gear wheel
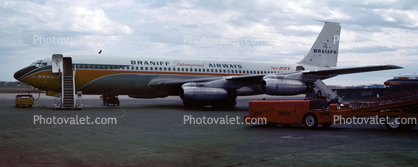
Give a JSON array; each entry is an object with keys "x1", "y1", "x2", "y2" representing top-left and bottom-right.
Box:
[
  {"x1": 321, "y1": 123, "x2": 332, "y2": 128},
  {"x1": 193, "y1": 103, "x2": 206, "y2": 108},
  {"x1": 385, "y1": 117, "x2": 402, "y2": 130},
  {"x1": 212, "y1": 100, "x2": 236, "y2": 109},
  {"x1": 224, "y1": 100, "x2": 236, "y2": 109},
  {"x1": 303, "y1": 113, "x2": 318, "y2": 128},
  {"x1": 183, "y1": 101, "x2": 194, "y2": 108}
]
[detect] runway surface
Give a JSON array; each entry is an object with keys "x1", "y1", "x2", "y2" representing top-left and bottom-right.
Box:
[{"x1": 1, "y1": 93, "x2": 418, "y2": 166}]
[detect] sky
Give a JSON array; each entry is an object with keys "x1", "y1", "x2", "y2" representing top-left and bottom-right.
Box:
[{"x1": 1, "y1": 0, "x2": 418, "y2": 86}]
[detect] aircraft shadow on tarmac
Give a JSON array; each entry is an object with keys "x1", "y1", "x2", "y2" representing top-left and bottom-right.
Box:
[
  {"x1": 78, "y1": 103, "x2": 249, "y2": 112},
  {"x1": 245, "y1": 124, "x2": 418, "y2": 133}
]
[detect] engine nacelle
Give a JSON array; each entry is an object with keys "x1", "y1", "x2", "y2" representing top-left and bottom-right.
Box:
[
  {"x1": 260, "y1": 79, "x2": 308, "y2": 95},
  {"x1": 180, "y1": 83, "x2": 229, "y2": 102}
]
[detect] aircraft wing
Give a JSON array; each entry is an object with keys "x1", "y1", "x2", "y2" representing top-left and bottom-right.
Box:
[
  {"x1": 303, "y1": 65, "x2": 403, "y2": 77},
  {"x1": 221, "y1": 65, "x2": 403, "y2": 82},
  {"x1": 148, "y1": 65, "x2": 402, "y2": 95}
]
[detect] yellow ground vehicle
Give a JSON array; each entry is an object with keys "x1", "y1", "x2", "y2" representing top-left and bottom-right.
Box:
[{"x1": 15, "y1": 95, "x2": 34, "y2": 107}]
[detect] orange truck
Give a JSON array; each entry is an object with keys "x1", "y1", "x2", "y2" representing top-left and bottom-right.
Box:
[
  {"x1": 244, "y1": 99, "x2": 335, "y2": 128},
  {"x1": 245, "y1": 90, "x2": 418, "y2": 130}
]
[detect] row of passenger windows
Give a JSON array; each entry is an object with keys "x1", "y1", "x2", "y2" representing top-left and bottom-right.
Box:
[{"x1": 75, "y1": 64, "x2": 282, "y2": 74}]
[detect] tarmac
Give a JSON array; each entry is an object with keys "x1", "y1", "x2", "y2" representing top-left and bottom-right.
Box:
[{"x1": 1, "y1": 93, "x2": 418, "y2": 166}]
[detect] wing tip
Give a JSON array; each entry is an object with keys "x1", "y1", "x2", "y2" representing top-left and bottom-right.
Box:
[{"x1": 384, "y1": 65, "x2": 403, "y2": 69}]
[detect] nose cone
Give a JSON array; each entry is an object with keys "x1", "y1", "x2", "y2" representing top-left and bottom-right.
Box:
[
  {"x1": 14, "y1": 66, "x2": 37, "y2": 81},
  {"x1": 383, "y1": 81, "x2": 390, "y2": 85}
]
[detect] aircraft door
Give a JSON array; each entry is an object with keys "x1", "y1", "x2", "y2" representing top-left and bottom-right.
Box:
[{"x1": 52, "y1": 54, "x2": 63, "y2": 73}]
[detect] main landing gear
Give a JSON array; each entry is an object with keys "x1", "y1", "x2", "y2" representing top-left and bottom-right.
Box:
[
  {"x1": 183, "y1": 99, "x2": 237, "y2": 109},
  {"x1": 101, "y1": 95, "x2": 120, "y2": 106}
]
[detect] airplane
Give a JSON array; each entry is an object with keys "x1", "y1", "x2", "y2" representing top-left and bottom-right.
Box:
[
  {"x1": 384, "y1": 74, "x2": 418, "y2": 87},
  {"x1": 14, "y1": 21, "x2": 402, "y2": 108}
]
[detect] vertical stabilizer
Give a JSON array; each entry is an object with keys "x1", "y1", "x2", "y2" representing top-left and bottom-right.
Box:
[{"x1": 297, "y1": 21, "x2": 341, "y2": 67}]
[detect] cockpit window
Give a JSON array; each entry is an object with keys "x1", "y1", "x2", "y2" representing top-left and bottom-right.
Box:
[{"x1": 30, "y1": 61, "x2": 47, "y2": 68}]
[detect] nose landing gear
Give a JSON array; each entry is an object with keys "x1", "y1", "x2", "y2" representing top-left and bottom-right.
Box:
[{"x1": 100, "y1": 95, "x2": 120, "y2": 106}]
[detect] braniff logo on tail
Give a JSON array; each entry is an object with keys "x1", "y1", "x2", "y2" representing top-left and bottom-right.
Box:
[{"x1": 297, "y1": 20, "x2": 341, "y2": 68}]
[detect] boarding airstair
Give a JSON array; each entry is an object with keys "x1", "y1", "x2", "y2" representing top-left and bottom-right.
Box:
[
  {"x1": 62, "y1": 57, "x2": 75, "y2": 108},
  {"x1": 313, "y1": 79, "x2": 342, "y2": 103},
  {"x1": 52, "y1": 54, "x2": 82, "y2": 109}
]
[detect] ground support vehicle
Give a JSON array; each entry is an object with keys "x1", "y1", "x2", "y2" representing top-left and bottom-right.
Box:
[
  {"x1": 244, "y1": 90, "x2": 418, "y2": 130},
  {"x1": 15, "y1": 94, "x2": 34, "y2": 107}
]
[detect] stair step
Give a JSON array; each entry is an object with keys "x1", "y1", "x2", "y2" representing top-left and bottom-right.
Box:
[{"x1": 313, "y1": 79, "x2": 342, "y2": 102}]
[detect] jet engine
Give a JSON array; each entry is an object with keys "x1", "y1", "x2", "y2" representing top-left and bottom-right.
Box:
[
  {"x1": 260, "y1": 79, "x2": 308, "y2": 95},
  {"x1": 180, "y1": 83, "x2": 230, "y2": 102}
]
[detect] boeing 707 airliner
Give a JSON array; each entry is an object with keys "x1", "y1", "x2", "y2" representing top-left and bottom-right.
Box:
[{"x1": 14, "y1": 21, "x2": 402, "y2": 108}]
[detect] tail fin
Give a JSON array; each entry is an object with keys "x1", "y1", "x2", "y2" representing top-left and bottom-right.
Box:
[{"x1": 297, "y1": 21, "x2": 341, "y2": 67}]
